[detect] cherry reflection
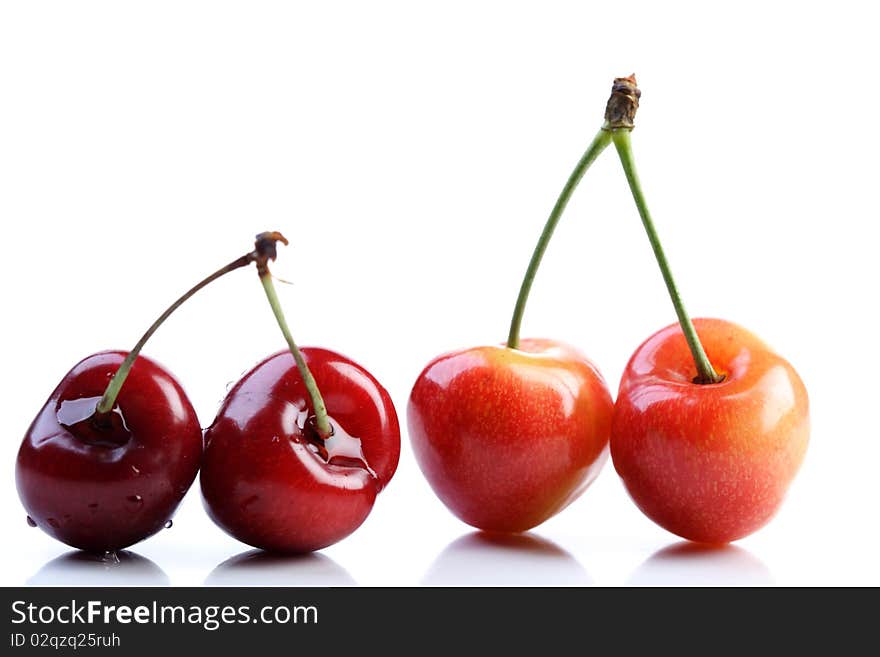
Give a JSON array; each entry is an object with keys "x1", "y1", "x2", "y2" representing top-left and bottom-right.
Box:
[
  {"x1": 628, "y1": 541, "x2": 773, "y2": 586},
  {"x1": 205, "y1": 549, "x2": 356, "y2": 586},
  {"x1": 422, "y1": 531, "x2": 591, "y2": 586},
  {"x1": 28, "y1": 550, "x2": 169, "y2": 586}
]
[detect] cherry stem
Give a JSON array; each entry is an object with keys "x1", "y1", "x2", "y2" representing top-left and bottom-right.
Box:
[
  {"x1": 95, "y1": 253, "x2": 255, "y2": 415},
  {"x1": 610, "y1": 129, "x2": 723, "y2": 384},
  {"x1": 255, "y1": 239, "x2": 332, "y2": 439},
  {"x1": 506, "y1": 129, "x2": 612, "y2": 349}
]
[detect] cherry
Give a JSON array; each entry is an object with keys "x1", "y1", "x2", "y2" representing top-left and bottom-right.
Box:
[
  {"x1": 409, "y1": 340, "x2": 611, "y2": 532},
  {"x1": 17, "y1": 352, "x2": 201, "y2": 552},
  {"x1": 408, "y1": 84, "x2": 623, "y2": 533},
  {"x1": 201, "y1": 348, "x2": 399, "y2": 553},
  {"x1": 611, "y1": 319, "x2": 809, "y2": 543},
  {"x1": 605, "y1": 76, "x2": 810, "y2": 542},
  {"x1": 16, "y1": 238, "x2": 264, "y2": 551},
  {"x1": 200, "y1": 235, "x2": 400, "y2": 553}
]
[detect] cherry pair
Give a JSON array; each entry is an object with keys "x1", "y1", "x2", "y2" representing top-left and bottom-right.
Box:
[
  {"x1": 17, "y1": 233, "x2": 400, "y2": 554},
  {"x1": 409, "y1": 76, "x2": 809, "y2": 544}
]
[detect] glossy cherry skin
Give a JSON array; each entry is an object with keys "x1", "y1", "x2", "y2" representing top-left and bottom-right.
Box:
[
  {"x1": 200, "y1": 347, "x2": 400, "y2": 554},
  {"x1": 408, "y1": 338, "x2": 613, "y2": 533},
  {"x1": 611, "y1": 318, "x2": 810, "y2": 544},
  {"x1": 16, "y1": 351, "x2": 202, "y2": 552}
]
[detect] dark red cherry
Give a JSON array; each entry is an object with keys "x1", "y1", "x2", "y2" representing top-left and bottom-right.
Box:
[
  {"x1": 16, "y1": 351, "x2": 202, "y2": 552},
  {"x1": 200, "y1": 347, "x2": 400, "y2": 554}
]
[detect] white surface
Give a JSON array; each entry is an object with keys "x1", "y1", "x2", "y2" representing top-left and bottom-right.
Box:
[{"x1": 1, "y1": 1, "x2": 877, "y2": 587}]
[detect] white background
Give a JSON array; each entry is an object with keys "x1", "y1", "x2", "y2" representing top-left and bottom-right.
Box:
[{"x1": 1, "y1": 1, "x2": 877, "y2": 587}]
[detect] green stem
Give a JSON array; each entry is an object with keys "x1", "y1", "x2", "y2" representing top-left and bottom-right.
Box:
[
  {"x1": 259, "y1": 273, "x2": 332, "y2": 437},
  {"x1": 95, "y1": 254, "x2": 255, "y2": 415},
  {"x1": 506, "y1": 129, "x2": 612, "y2": 349},
  {"x1": 611, "y1": 129, "x2": 722, "y2": 384}
]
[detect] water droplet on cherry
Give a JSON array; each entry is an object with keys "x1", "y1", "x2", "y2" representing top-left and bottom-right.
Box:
[
  {"x1": 56, "y1": 396, "x2": 132, "y2": 447},
  {"x1": 302, "y1": 416, "x2": 376, "y2": 477},
  {"x1": 26, "y1": 516, "x2": 36, "y2": 527},
  {"x1": 164, "y1": 520, "x2": 173, "y2": 529},
  {"x1": 102, "y1": 551, "x2": 120, "y2": 564},
  {"x1": 126, "y1": 494, "x2": 144, "y2": 508}
]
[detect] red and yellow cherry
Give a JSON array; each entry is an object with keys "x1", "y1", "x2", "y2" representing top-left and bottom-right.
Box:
[
  {"x1": 16, "y1": 236, "x2": 274, "y2": 552},
  {"x1": 201, "y1": 347, "x2": 400, "y2": 553},
  {"x1": 611, "y1": 319, "x2": 809, "y2": 543},
  {"x1": 407, "y1": 95, "x2": 619, "y2": 532},
  {"x1": 606, "y1": 77, "x2": 809, "y2": 543},
  {"x1": 409, "y1": 339, "x2": 612, "y2": 532},
  {"x1": 16, "y1": 351, "x2": 201, "y2": 552},
  {"x1": 200, "y1": 234, "x2": 400, "y2": 553}
]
